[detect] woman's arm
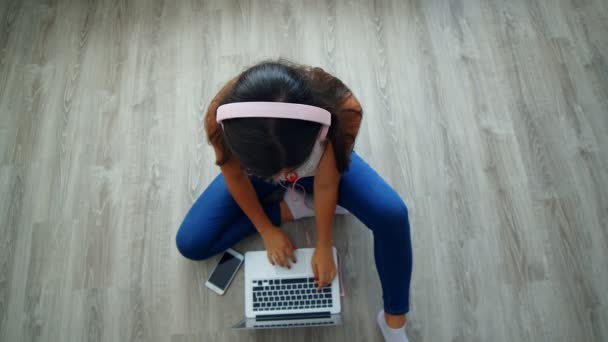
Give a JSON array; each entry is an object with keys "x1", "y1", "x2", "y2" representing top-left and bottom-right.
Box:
[
  {"x1": 314, "y1": 94, "x2": 362, "y2": 243},
  {"x1": 312, "y1": 141, "x2": 341, "y2": 288},
  {"x1": 311, "y1": 92, "x2": 362, "y2": 288},
  {"x1": 206, "y1": 78, "x2": 278, "y2": 233},
  {"x1": 216, "y1": 148, "x2": 297, "y2": 268},
  {"x1": 313, "y1": 141, "x2": 341, "y2": 247},
  {"x1": 219, "y1": 154, "x2": 274, "y2": 233}
]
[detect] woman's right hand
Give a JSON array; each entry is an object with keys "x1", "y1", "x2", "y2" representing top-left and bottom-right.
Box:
[{"x1": 260, "y1": 225, "x2": 297, "y2": 268}]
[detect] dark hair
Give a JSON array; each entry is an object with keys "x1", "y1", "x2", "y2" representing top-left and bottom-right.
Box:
[{"x1": 208, "y1": 59, "x2": 360, "y2": 177}]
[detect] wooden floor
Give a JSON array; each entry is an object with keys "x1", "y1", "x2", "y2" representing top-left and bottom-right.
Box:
[{"x1": 1, "y1": 0, "x2": 607, "y2": 341}]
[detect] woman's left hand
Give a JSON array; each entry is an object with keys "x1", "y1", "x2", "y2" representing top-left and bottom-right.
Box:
[{"x1": 311, "y1": 245, "x2": 336, "y2": 291}]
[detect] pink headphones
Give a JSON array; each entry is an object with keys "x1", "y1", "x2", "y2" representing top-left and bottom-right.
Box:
[{"x1": 216, "y1": 102, "x2": 331, "y2": 141}]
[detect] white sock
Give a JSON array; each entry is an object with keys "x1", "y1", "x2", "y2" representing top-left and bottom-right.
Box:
[
  {"x1": 377, "y1": 310, "x2": 409, "y2": 342},
  {"x1": 283, "y1": 188, "x2": 348, "y2": 220}
]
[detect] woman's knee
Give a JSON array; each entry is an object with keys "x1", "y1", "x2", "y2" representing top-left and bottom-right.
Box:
[
  {"x1": 394, "y1": 201, "x2": 409, "y2": 225},
  {"x1": 372, "y1": 200, "x2": 410, "y2": 237},
  {"x1": 175, "y1": 224, "x2": 214, "y2": 261}
]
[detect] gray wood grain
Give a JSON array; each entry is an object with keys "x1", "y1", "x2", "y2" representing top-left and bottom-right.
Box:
[{"x1": 0, "y1": 0, "x2": 607, "y2": 341}]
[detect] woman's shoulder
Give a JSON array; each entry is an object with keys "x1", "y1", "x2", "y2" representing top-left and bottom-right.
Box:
[
  {"x1": 337, "y1": 93, "x2": 362, "y2": 137},
  {"x1": 205, "y1": 77, "x2": 239, "y2": 164},
  {"x1": 205, "y1": 77, "x2": 238, "y2": 133},
  {"x1": 306, "y1": 66, "x2": 362, "y2": 114},
  {"x1": 339, "y1": 94, "x2": 363, "y2": 114}
]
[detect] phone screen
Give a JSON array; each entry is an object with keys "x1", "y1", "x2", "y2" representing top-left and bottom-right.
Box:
[{"x1": 208, "y1": 252, "x2": 242, "y2": 290}]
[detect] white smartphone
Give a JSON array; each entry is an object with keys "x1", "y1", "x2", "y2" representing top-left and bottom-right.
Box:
[{"x1": 205, "y1": 248, "x2": 244, "y2": 295}]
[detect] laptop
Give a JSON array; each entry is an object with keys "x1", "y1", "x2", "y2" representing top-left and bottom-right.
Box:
[{"x1": 232, "y1": 247, "x2": 342, "y2": 330}]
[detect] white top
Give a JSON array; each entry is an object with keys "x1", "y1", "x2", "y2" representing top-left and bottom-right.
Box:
[{"x1": 276, "y1": 141, "x2": 325, "y2": 182}]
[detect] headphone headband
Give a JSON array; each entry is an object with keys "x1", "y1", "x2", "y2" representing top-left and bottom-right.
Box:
[{"x1": 216, "y1": 102, "x2": 331, "y2": 140}]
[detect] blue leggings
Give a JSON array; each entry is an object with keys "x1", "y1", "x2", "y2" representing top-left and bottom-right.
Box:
[{"x1": 176, "y1": 152, "x2": 412, "y2": 315}]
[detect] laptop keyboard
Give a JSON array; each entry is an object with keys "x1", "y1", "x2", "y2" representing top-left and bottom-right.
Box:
[{"x1": 252, "y1": 277, "x2": 333, "y2": 312}]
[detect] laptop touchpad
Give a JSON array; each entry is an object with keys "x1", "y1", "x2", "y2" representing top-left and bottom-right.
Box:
[{"x1": 275, "y1": 250, "x2": 310, "y2": 276}]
